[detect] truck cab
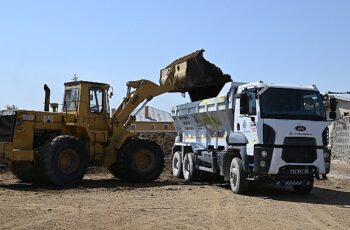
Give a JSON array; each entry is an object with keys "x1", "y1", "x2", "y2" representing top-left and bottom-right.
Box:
[
  {"x1": 234, "y1": 82, "x2": 330, "y2": 177},
  {"x1": 171, "y1": 82, "x2": 331, "y2": 194}
]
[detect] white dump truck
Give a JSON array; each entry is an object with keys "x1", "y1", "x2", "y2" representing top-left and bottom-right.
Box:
[{"x1": 171, "y1": 81, "x2": 334, "y2": 194}]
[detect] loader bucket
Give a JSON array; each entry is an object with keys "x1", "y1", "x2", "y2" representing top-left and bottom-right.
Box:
[{"x1": 160, "y1": 49, "x2": 231, "y2": 101}]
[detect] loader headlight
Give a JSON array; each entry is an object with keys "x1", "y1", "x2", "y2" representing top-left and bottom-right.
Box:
[{"x1": 261, "y1": 150, "x2": 268, "y2": 158}]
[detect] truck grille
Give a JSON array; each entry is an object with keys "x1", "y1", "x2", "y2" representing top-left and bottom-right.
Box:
[
  {"x1": 282, "y1": 137, "x2": 317, "y2": 163},
  {"x1": 0, "y1": 111, "x2": 16, "y2": 142}
]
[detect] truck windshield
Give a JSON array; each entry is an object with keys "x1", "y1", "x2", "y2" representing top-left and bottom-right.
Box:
[{"x1": 260, "y1": 88, "x2": 326, "y2": 121}]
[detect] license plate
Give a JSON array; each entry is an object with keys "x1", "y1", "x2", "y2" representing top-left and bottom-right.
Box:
[{"x1": 290, "y1": 169, "x2": 309, "y2": 174}]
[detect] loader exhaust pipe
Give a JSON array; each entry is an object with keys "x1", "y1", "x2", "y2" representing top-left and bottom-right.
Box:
[{"x1": 44, "y1": 84, "x2": 50, "y2": 112}]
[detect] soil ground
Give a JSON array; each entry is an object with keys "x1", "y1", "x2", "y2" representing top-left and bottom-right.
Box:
[{"x1": 1, "y1": 160, "x2": 350, "y2": 230}]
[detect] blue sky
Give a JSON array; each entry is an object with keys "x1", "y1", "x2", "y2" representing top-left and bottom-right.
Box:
[{"x1": 0, "y1": 0, "x2": 349, "y2": 112}]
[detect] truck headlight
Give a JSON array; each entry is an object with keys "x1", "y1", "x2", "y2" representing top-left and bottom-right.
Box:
[
  {"x1": 260, "y1": 160, "x2": 266, "y2": 168},
  {"x1": 261, "y1": 150, "x2": 268, "y2": 158}
]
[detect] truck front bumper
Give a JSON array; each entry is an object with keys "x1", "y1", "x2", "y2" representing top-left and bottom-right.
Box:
[{"x1": 253, "y1": 146, "x2": 331, "y2": 176}]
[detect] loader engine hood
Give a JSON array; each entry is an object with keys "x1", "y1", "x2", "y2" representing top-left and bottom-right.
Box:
[{"x1": 160, "y1": 49, "x2": 231, "y2": 101}]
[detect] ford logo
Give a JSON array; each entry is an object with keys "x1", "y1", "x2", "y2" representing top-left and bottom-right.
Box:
[{"x1": 295, "y1": 126, "x2": 306, "y2": 132}]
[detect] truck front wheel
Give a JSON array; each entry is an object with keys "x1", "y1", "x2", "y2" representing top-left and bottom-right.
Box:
[{"x1": 229, "y1": 157, "x2": 248, "y2": 194}]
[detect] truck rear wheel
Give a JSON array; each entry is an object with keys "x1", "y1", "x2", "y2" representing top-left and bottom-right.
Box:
[
  {"x1": 182, "y1": 152, "x2": 199, "y2": 182},
  {"x1": 172, "y1": 151, "x2": 183, "y2": 178},
  {"x1": 229, "y1": 157, "x2": 248, "y2": 194},
  {"x1": 116, "y1": 139, "x2": 164, "y2": 182},
  {"x1": 293, "y1": 178, "x2": 314, "y2": 195},
  {"x1": 36, "y1": 135, "x2": 88, "y2": 186}
]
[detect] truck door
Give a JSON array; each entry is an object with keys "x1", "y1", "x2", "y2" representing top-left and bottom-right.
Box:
[{"x1": 237, "y1": 90, "x2": 258, "y2": 155}]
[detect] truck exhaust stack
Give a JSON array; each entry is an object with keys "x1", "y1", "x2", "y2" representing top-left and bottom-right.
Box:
[{"x1": 160, "y1": 49, "x2": 231, "y2": 101}]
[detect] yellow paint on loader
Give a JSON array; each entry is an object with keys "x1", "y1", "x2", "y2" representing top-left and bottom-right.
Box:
[{"x1": 0, "y1": 49, "x2": 231, "y2": 186}]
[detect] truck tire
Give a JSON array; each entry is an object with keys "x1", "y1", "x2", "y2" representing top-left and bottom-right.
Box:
[
  {"x1": 116, "y1": 139, "x2": 164, "y2": 182},
  {"x1": 182, "y1": 152, "x2": 199, "y2": 182},
  {"x1": 172, "y1": 151, "x2": 183, "y2": 178},
  {"x1": 36, "y1": 135, "x2": 88, "y2": 186},
  {"x1": 229, "y1": 157, "x2": 248, "y2": 194},
  {"x1": 10, "y1": 161, "x2": 37, "y2": 183},
  {"x1": 293, "y1": 178, "x2": 314, "y2": 195}
]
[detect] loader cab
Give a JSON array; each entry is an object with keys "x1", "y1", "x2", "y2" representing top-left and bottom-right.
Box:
[{"x1": 63, "y1": 81, "x2": 111, "y2": 118}]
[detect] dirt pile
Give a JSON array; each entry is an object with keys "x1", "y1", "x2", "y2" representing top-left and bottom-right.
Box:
[{"x1": 138, "y1": 132, "x2": 177, "y2": 157}]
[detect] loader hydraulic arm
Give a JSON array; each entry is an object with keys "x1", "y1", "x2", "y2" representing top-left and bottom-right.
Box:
[
  {"x1": 104, "y1": 79, "x2": 178, "y2": 166},
  {"x1": 104, "y1": 49, "x2": 231, "y2": 167},
  {"x1": 110, "y1": 79, "x2": 177, "y2": 129}
]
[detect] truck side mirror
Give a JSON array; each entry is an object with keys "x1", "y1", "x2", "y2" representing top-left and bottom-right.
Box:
[
  {"x1": 329, "y1": 111, "x2": 337, "y2": 120},
  {"x1": 240, "y1": 93, "x2": 249, "y2": 114},
  {"x1": 330, "y1": 97, "x2": 337, "y2": 112}
]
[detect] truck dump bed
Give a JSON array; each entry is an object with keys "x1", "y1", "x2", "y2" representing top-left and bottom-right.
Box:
[{"x1": 171, "y1": 86, "x2": 236, "y2": 149}]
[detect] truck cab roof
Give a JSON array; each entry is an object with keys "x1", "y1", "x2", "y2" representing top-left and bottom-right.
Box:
[{"x1": 236, "y1": 81, "x2": 319, "y2": 93}]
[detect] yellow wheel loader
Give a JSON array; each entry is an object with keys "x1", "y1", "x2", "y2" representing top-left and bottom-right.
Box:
[{"x1": 0, "y1": 50, "x2": 230, "y2": 186}]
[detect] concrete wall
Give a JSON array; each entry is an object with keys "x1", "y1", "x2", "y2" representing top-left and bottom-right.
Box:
[{"x1": 331, "y1": 116, "x2": 350, "y2": 162}]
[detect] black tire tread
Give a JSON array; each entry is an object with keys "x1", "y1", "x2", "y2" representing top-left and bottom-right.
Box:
[
  {"x1": 35, "y1": 135, "x2": 88, "y2": 186},
  {"x1": 230, "y1": 157, "x2": 248, "y2": 194},
  {"x1": 116, "y1": 138, "x2": 164, "y2": 182},
  {"x1": 10, "y1": 161, "x2": 38, "y2": 183},
  {"x1": 183, "y1": 152, "x2": 199, "y2": 182}
]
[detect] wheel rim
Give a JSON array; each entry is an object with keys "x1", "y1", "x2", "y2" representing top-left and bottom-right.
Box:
[
  {"x1": 230, "y1": 165, "x2": 238, "y2": 188},
  {"x1": 58, "y1": 149, "x2": 79, "y2": 174},
  {"x1": 135, "y1": 150, "x2": 155, "y2": 172}
]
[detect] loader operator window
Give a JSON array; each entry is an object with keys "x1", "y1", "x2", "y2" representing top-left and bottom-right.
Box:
[
  {"x1": 90, "y1": 87, "x2": 103, "y2": 113},
  {"x1": 64, "y1": 88, "x2": 80, "y2": 111}
]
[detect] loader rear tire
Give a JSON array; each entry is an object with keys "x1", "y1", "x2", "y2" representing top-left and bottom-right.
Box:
[
  {"x1": 116, "y1": 139, "x2": 164, "y2": 182},
  {"x1": 36, "y1": 135, "x2": 88, "y2": 186},
  {"x1": 108, "y1": 162, "x2": 120, "y2": 179},
  {"x1": 10, "y1": 161, "x2": 37, "y2": 183}
]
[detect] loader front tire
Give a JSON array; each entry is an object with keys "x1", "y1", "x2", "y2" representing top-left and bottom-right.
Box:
[
  {"x1": 116, "y1": 139, "x2": 164, "y2": 182},
  {"x1": 36, "y1": 135, "x2": 88, "y2": 186}
]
